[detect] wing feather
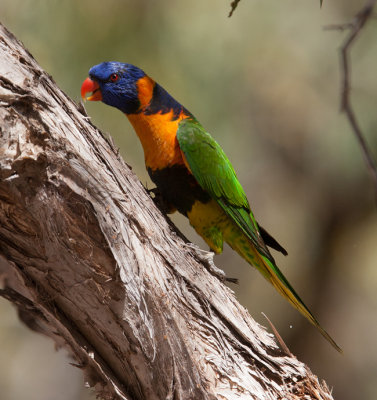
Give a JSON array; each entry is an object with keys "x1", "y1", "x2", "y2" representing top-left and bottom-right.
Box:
[{"x1": 177, "y1": 118, "x2": 272, "y2": 260}]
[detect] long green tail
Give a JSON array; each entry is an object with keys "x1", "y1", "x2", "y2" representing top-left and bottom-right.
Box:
[
  {"x1": 227, "y1": 232, "x2": 342, "y2": 353},
  {"x1": 259, "y1": 254, "x2": 342, "y2": 352}
]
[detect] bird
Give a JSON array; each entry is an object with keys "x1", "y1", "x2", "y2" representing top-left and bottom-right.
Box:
[{"x1": 81, "y1": 61, "x2": 341, "y2": 352}]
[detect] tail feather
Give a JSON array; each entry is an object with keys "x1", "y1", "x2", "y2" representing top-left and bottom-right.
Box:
[
  {"x1": 259, "y1": 255, "x2": 342, "y2": 352},
  {"x1": 228, "y1": 232, "x2": 342, "y2": 352}
]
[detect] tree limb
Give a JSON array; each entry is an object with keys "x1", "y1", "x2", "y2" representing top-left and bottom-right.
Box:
[
  {"x1": 326, "y1": 0, "x2": 377, "y2": 199},
  {"x1": 0, "y1": 23, "x2": 335, "y2": 400}
]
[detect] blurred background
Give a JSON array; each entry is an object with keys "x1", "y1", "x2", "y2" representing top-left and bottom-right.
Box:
[{"x1": 1, "y1": 0, "x2": 376, "y2": 399}]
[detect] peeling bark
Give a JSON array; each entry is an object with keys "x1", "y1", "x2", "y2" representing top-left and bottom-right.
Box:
[{"x1": 0, "y1": 23, "x2": 335, "y2": 400}]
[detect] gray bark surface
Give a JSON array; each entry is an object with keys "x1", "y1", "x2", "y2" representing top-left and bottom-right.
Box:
[{"x1": 0, "y1": 24, "x2": 334, "y2": 400}]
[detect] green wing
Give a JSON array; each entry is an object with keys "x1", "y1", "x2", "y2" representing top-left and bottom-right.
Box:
[{"x1": 177, "y1": 118, "x2": 272, "y2": 261}]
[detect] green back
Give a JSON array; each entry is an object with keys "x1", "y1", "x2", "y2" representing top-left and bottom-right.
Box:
[{"x1": 177, "y1": 118, "x2": 272, "y2": 261}]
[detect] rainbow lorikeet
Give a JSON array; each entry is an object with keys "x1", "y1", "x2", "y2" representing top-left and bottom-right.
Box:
[{"x1": 81, "y1": 62, "x2": 341, "y2": 352}]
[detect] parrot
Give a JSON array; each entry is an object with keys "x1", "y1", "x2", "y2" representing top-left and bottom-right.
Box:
[{"x1": 81, "y1": 62, "x2": 341, "y2": 352}]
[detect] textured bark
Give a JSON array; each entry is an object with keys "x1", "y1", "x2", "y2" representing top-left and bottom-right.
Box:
[{"x1": 0, "y1": 23, "x2": 335, "y2": 400}]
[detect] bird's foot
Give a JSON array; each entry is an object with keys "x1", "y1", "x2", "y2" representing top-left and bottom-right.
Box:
[
  {"x1": 147, "y1": 187, "x2": 176, "y2": 214},
  {"x1": 184, "y1": 243, "x2": 238, "y2": 284}
]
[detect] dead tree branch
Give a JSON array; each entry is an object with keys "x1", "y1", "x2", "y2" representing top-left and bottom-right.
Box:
[
  {"x1": 327, "y1": 0, "x2": 377, "y2": 199},
  {"x1": 0, "y1": 23, "x2": 335, "y2": 400}
]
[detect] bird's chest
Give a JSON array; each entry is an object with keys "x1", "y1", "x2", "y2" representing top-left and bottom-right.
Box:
[
  {"x1": 128, "y1": 112, "x2": 211, "y2": 215},
  {"x1": 148, "y1": 165, "x2": 210, "y2": 216},
  {"x1": 127, "y1": 112, "x2": 184, "y2": 170}
]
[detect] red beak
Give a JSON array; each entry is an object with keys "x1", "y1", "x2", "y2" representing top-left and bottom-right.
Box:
[{"x1": 81, "y1": 77, "x2": 102, "y2": 101}]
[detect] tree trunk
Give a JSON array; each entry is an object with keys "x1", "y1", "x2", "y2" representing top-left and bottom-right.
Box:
[{"x1": 0, "y1": 23, "x2": 334, "y2": 400}]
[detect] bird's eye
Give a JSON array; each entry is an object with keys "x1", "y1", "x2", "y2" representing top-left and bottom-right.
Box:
[{"x1": 109, "y1": 73, "x2": 119, "y2": 82}]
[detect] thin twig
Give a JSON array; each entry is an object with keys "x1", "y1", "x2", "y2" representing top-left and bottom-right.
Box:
[
  {"x1": 262, "y1": 312, "x2": 293, "y2": 357},
  {"x1": 323, "y1": 23, "x2": 354, "y2": 32},
  {"x1": 331, "y1": 0, "x2": 377, "y2": 199},
  {"x1": 229, "y1": 0, "x2": 322, "y2": 16},
  {"x1": 228, "y1": 0, "x2": 241, "y2": 18}
]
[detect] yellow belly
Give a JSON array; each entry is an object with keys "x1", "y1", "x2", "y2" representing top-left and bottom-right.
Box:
[
  {"x1": 187, "y1": 199, "x2": 231, "y2": 254},
  {"x1": 187, "y1": 199, "x2": 261, "y2": 269}
]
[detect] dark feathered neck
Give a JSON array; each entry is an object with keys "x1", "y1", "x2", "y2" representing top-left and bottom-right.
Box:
[
  {"x1": 143, "y1": 82, "x2": 192, "y2": 120},
  {"x1": 130, "y1": 76, "x2": 193, "y2": 120}
]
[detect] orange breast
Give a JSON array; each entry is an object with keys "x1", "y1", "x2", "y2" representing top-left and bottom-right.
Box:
[{"x1": 127, "y1": 110, "x2": 187, "y2": 170}]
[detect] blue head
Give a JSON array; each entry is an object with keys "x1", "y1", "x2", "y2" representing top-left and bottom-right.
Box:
[{"x1": 81, "y1": 62, "x2": 146, "y2": 114}]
